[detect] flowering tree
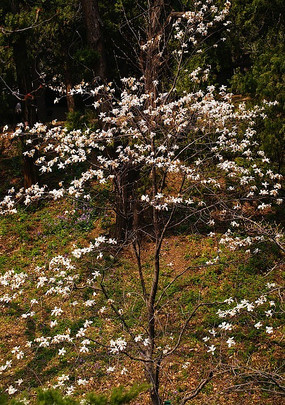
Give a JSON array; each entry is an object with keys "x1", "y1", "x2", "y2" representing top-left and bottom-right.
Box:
[{"x1": 0, "y1": 1, "x2": 284, "y2": 404}]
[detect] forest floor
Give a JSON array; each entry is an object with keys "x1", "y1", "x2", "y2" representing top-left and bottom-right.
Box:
[{"x1": 0, "y1": 137, "x2": 284, "y2": 404}]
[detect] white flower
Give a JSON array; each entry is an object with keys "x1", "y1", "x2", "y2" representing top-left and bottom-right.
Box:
[
  {"x1": 77, "y1": 378, "x2": 88, "y2": 386},
  {"x1": 66, "y1": 385, "x2": 75, "y2": 396},
  {"x1": 266, "y1": 282, "x2": 276, "y2": 288},
  {"x1": 84, "y1": 320, "x2": 93, "y2": 328},
  {"x1": 266, "y1": 326, "x2": 273, "y2": 334},
  {"x1": 6, "y1": 385, "x2": 17, "y2": 395},
  {"x1": 226, "y1": 337, "x2": 235, "y2": 348},
  {"x1": 110, "y1": 337, "x2": 127, "y2": 353},
  {"x1": 16, "y1": 351, "x2": 24, "y2": 360},
  {"x1": 254, "y1": 322, "x2": 262, "y2": 329},
  {"x1": 121, "y1": 367, "x2": 128, "y2": 375},
  {"x1": 246, "y1": 303, "x2": 255, "y2": 312},
  {"x1": 58, "y1": 348, "x2": 66, "y2": 356},
  {"x1": 58, "y1": 374, "x2": 69, "y2": 383},
  {"x1": 255, "y1": 296, "x2": 267, "y2": 306},
  {"x1": 265, "y1": 310, "x2": 273, "y2": 317},
  {"x1": 219, "y1": 322, "x2": 232, "y2": 331},
  {"x1": 143, "y1": 338, "x2": 151, "y2": 346},
  {"x1": 11, "y1": 346, "x2": 24, "y2": 359},
  {"x1": 51, "y1": 307, "x2": 63, "y2": 317},
  {"x1": 207, "y1": 345, "x2": 216, "y2": 355},
  {"x1": 84, "y1": 300, "x2": 95, "y2": 307},
  {"x1": 141, "y1": 194, "x2": 150, "y2": 202}
]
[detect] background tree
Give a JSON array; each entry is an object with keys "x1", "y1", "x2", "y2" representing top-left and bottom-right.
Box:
[{"x1": 80, "y1": 0, "x2": 106, "y2": 79}]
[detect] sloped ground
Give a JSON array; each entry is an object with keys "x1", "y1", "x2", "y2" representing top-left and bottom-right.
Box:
[
  {"x1": 0, "y1": 200, "x2": 284, "y2": 404},
  {"x1": 0, "y1": 136, "x2": 284, "y2": 404}
]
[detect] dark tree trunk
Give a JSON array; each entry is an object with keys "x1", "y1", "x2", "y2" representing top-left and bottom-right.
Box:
[
  {"x1": 145, "y1": 362, "x2": 162, "y2": 405},
  {"x1": 10, "y1": 0, "x2": 40, "y2": 188},
  {"x1": 80, "y1": 0, "x2": 107, "y2": 78},
  {"x1": 13, "y1": 37, "x2": 39, "y2": 188},
  {"x1": 65, "y1": 63, "x2": 75, "y2": 113},
  {"x1": 114, "y1": 164, "x2": 141, "y2": 242}
]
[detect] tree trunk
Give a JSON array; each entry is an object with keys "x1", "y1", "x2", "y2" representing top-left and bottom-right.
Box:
[
  {"x1": 13, "y1": 37, "x2": 39, "y2": 188},
  {"x1": 141, "y1": 0, "x2": 165, "y2": 96},
  {"x1": 10, "y1": 0, "x2": 39, "y2": 188},
  {"x1": 114, "y1": 164, "x2": 140, "y2": 241},
  {"x1": 114, "y1": 1, "x2": 165, "y2": 241},
  {"x1": 80, "y1": 0, "x2": 106, "y2": 78},
  {"x1": 65, "y1": 64, "x2": 75, "y2": 113},
  {"x1": 115, "y1": 169, "x2": 128, "y2": 241},
  {"x1": 145, "y1": 362, "x2": 162, "y2": 405}
]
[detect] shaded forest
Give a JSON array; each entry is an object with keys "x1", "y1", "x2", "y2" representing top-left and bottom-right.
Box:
[{"x1": 0, "y1": 0, "x2": 284, "y2": 170}]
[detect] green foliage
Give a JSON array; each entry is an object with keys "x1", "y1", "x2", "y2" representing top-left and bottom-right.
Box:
[
  {"x1": 86, "y1": 384, "x2": 148, "y2": 405},
  {"x1": 65, "y1": 110, "x2": 98, "y2": 132},
  {"x1": 37, "y1": 390, "x2": 78, "y2": 405},
  {"x1": 227, "y1": 0, "x2": 285, "y2": 169},
  {"x1": 0, "y1": 384, "x2": 147, "y2": 405}
]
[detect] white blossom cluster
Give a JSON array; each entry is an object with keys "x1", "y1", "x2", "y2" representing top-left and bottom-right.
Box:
[
  {"x1": 1, "y1": 79, "x2": 282, "y2": 222},
  {"x1": 203, "y1": 285, "x2": 281, "y2": 356},
  {"x1": 0, "y1": 270, "x2": 28, "y2": 303},
  {"x1": 0, "y1": 236, "x2": 123, "y2": 395},
  {"x1": 172, "y1": 0, "x2": 231, "y2": 57}
]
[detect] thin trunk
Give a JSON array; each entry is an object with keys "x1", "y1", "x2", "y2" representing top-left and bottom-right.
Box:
[
  {"x1": 144, "y1": 136, "x2": 163, "y2": 405},
  {"x1": 145, "y1": 361, "x2": 162, "y2": 405},
  {"x1": 142, "y1": 5, "x2": 165, "y2": 398},
  {"x1": 65, "y1": 64, "x2": 75, "y2": 113},
  {"x1": 132, "y1": 239, "x2": 147, "y2": 300},
  {"x1": 115, "y1": 169, "x2": 128, "y2": 241}
]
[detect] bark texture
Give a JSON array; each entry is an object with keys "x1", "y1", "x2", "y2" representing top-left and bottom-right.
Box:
[{"x1": 80, "y1": 0, "x2": 106, "y2": 78}]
